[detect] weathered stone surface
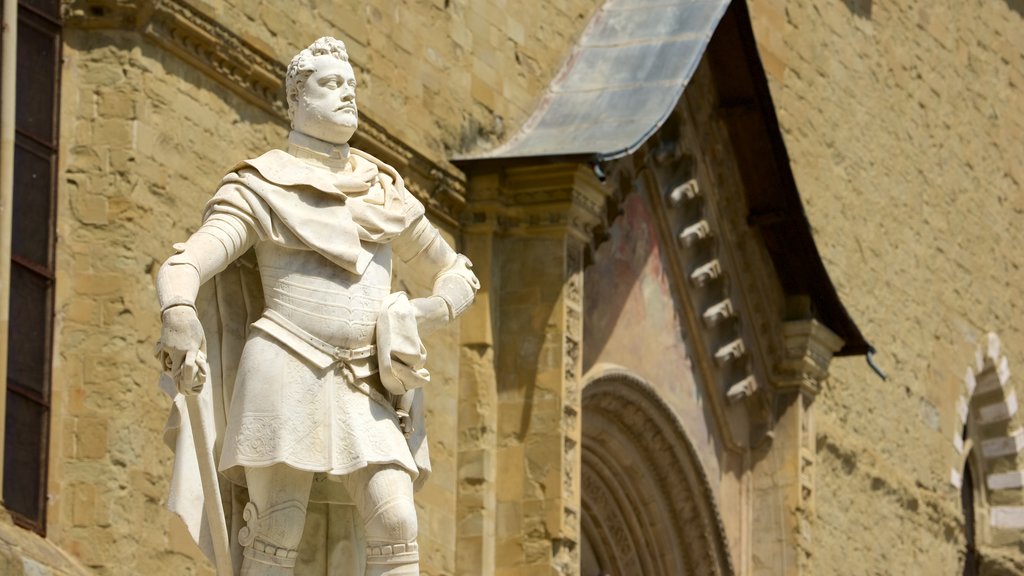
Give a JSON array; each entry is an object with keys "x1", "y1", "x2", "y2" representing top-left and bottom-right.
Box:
[
  {"x1": 746, "y1": 0, "x2": 1024, "y2": 573},
  {"x1": 0, "y1": 513, "x2": 91, "y2": 576}
]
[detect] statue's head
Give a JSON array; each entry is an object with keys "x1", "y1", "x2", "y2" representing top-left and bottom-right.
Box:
[{"x1": 286, "y1": 37, "x2": 358, "y2": 145}]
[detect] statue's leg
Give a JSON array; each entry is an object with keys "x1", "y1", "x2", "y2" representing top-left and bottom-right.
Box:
[
  {"x1": 343, "y1": 465, "x2": 419, "y2": 576},
  {"x1": 239, "y1": 464, "x2": 314, "y2": 576},
  {"x1": 296, "y1": 501, "x2": 366, "y2": 575},
  {"x1": 294, "y1": 501, "x2": 327, "y2": 574},
  {"x1": 326, "y1": 502, "x2": 365, "y2": 573}
]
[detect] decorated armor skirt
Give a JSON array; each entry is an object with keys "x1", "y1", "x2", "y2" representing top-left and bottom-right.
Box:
[{"x1": 218, "y1": 331, "x2": 417, "y2": 479}]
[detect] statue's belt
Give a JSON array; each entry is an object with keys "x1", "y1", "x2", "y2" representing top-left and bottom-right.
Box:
[{"x1": 251, "y1": 309, "x2": 400, "y2": 414}]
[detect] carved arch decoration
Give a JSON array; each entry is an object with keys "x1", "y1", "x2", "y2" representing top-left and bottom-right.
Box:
[
  {"x1": 951, "y1": 332, "x2": 1024, "y2": 573},
  {"x1": 580, "y1": 367, "x2": 734, "y2": 576}
]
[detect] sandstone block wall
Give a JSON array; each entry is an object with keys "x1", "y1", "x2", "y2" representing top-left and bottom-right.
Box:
[
  {"x1": 182, "y1": 0, "x2": 600, "y2": 161},
  {"x1": 54, "y1": 31, "x2": 283, "y2": 575},
  {"x1": 747, "y1": 0, "x2": 1024, "y2": 573}
]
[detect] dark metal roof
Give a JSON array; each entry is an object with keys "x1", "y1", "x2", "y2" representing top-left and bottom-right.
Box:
[{"x1": 454, "y1": 0, "x2": 731, "y2": 161}]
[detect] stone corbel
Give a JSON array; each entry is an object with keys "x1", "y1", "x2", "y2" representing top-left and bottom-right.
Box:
[
  {"x1": 774, "y1": 318, "x2": 845, "y2": 396},
  {"x1": 667, "y1": 177, "x2": 700, "y2": 206}
]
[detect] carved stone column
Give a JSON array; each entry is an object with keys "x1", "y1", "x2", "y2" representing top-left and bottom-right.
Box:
[{"x1": 464, "y1": 163, "x2": 604, "y2": 575}]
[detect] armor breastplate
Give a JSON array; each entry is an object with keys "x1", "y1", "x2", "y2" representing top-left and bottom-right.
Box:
[{"x1": 255, "y1": 242, "x2": 393, "y2": 349}]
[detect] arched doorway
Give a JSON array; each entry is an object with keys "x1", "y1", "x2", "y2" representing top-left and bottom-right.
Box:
[{"x1": 581, "y1": 369, "x2": 734, "y2": 575}]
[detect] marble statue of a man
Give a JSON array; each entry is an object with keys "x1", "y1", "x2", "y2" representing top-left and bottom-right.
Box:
[{"x1": 156, "y1": 37, "x2": 478, "y2": 575}]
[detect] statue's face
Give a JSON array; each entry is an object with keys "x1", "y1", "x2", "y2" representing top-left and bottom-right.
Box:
[{"x1": 293, "y1": 55, "x2": 358, "y2": 144}]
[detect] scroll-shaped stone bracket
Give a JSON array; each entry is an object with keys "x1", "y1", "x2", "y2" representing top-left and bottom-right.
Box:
[
  {"x1": 690, "y1": 260, "x2": 722, "y2": 287},
  {"x1": 667, "y1": 178, "x2": 701, "y2": 206},
  {"x1": 726, "y1": 376, "x2": 758, "y2": 404},
  {"x1": 714, "y1": 338, "x2": 746, "y2": 366},
  {"x1": 678, "y1": 220, "x2": 713, "y2": 247},
  {"x1": 702, "y1": 298, "x2": 735, "y2": 328}
]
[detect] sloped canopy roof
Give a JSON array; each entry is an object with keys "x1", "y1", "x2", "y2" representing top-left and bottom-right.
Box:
[
  {"x1": 456, "y1": 0, "x2": 731, "y2": 161},
  {"x1": 454, "y1": 0, "x2": 869, "y2": 356}
]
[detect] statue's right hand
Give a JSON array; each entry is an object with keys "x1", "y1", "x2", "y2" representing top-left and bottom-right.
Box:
[{"x1": 158, "y1": 305, "x2": 206, "y2": 395}]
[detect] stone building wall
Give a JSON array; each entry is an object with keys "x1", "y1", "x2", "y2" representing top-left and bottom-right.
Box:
[
  {"x1": 746, "y1": 0, "x2": 1024, "y2": 573},
  {"x1": 47, "y1": 1, "x2": 599, "y2": 574},
  {"x1": 13, "y1": 0, "x2": 1022, "y2": 574},
  {"x1": 170, "y1": 0, "x2": 602, "y2": 161},
  {"x1": 53, "y1": 30, "x2": 286, "y2": 576},
  {"x1": 46, "y1": 35, "x2": 309, "y2": 572}
]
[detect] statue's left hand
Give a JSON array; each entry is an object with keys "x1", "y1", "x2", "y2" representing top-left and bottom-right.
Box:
[{"x1": 410, "y1": 296, "x2": 449, "y2": 336}]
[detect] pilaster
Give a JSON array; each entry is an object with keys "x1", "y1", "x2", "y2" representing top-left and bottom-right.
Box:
[
  {"x1": 750, "y1": 307, "x2": 843, "y2": 576},
  {"x1": 460, "y1": 163, "x2": 604, "y2": 576},
  {"x1": 455, "y1": 173, "x2": 500, "y2": 576}
]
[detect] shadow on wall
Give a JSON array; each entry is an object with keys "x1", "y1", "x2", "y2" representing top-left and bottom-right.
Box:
[
  {"x1": 1007, "y1": 0, "x2": 1024, "y2": 17},
  {"x1": 841, "y1": 0, "x2": 872, "y2": 19}
]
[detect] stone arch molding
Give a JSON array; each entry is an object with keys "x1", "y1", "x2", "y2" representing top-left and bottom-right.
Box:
[
  {"x1": 580, "y1": 366, "x2": 734, "y2": 576},
  {"x1": 951, "y1": 332, "x2": 1024, "y2": 533}
]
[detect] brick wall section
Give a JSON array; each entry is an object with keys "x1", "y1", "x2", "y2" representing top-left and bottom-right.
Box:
[{"x1": 747, "y1": 0, "x2": 1024, "y2": 573}]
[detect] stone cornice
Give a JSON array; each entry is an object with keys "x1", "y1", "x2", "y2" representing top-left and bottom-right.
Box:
[
  {"x1": 463, "y1": 163, "x2": 610, "y2": 241},
  {"x1": 63, "y1": 0, "x2": 466, "y2": 228}
]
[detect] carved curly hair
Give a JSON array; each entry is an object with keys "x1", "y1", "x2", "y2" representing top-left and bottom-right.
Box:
[{"x1": 285, "y1": 37, "x2": 350, "y2": 123}]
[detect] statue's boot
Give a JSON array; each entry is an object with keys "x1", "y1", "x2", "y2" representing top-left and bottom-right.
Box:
[
  {"x1": 365, "y1": 541, "x2": 419, "y2": 576},
  {"x1": 362, "y1": 489, "x2": 419, "y2": 576},
  {"x1": 238, "y1": 500, "x2": 307, "y2": 575},
  {"x1": 240, "y1": 556, "x2": 295, "y2": 576}
]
